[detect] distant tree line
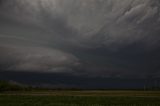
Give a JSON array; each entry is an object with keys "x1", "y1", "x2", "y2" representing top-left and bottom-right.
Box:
[
  {"x1": 0, "y1": 80, "x2": 83, "y2": 92},
  {"x1": 0, "y1": 80, "x2": 27, "y2": 92},
  {"x1": 1, "y1": 80, "x2": 160, "y2": 92}
]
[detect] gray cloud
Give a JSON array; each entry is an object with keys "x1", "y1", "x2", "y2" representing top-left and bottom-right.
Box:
[
  {"x1": 0, "y1": 0, "x2": 160, "y2": 78},
  {"x1": 1, "y1": 0, "x2": 160, "y2": 48},
  {"x1": 0, "y1": 41, "x2": 79, "y2": 73}
]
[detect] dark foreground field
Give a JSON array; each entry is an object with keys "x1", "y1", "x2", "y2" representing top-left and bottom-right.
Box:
[{"x1": 0, "y1": 91, "x2": 160, "y2": 106}]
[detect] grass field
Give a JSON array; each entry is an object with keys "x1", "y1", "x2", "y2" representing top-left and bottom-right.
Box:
[{"x1": 0, "y1": 91, "x2": 160, "y2": 106}]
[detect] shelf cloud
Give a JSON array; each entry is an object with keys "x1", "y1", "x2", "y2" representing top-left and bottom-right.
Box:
[{"x1": 0, "y1": 0, "x2": 160, "y2": 78}]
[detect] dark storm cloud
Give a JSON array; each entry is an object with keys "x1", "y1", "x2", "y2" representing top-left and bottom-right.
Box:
[
  {"x1": 0, "y1": 0, "x2": 160, "y2": 78},
  {"x1": 0, "y1": 71, "x2": 151, "y2": 89}
]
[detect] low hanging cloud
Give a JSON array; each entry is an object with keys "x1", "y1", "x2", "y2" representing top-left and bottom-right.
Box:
[
  {"x1": 0, "y1": 42, "x2": 79, "y2": 73},
  {"x1": 0, "y1": 0, "x2": 160, "y2": 78}
]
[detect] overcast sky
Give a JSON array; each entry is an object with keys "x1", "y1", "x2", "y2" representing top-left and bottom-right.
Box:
[{"x1": 0, "y1": 0, "x2": 160, "y2": 88}]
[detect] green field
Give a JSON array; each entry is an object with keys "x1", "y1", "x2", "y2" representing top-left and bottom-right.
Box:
[{"x1": 1, "y1": 91, "x2": 160, "y2": 106}]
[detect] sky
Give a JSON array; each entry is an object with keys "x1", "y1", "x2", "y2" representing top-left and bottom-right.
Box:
[{"x1": 0, "y1": 0, "x2": 160, "y2": 88}]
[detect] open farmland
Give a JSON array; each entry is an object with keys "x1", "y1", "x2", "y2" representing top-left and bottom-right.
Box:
[{"x1": 0, "y1": 91, "x2": 160, "y2": 106}]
